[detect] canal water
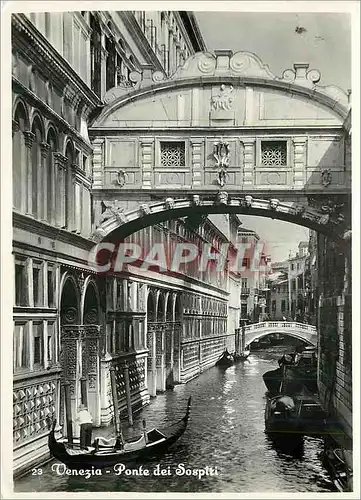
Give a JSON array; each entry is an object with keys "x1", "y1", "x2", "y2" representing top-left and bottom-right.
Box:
[{"x1": 15, "y1": 347, "x2": 336, "y2": 494}]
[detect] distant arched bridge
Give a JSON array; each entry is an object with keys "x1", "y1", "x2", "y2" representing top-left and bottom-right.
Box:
[{"x1": 236, "y1": 321, "x2": 317, "y2": 351}]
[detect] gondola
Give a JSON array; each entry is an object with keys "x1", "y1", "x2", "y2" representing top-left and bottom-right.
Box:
[
  {"x1": 47, "y1": 396, "x2": 191, "y2": 470},
  {"x1": 323, "y1": 445, "x2": 353, "y2": 492},
  {"x1": 234, "y1": 350, "x2": 250, "y2": 361},
  {"x1": 265, "y1": 393, "x2": 326, "y2": 437},
  {"x1": 215, "y1": 350, "x2": 234, "y2": 368}
]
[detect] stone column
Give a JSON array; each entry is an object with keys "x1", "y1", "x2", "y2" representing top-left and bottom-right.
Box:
[
  {"x1": 82, "y1": 325, "x2": 101, "y2": 427},
  {"x1": 242, "y1": 138, "x2": 255, "y2": 187},
  {"x1": 140, "y1": 138, "x2": 154, "y2": 189},
  {"x1": 147, "y1": 323, "x2": 157, "y2": 396},
  {"x1": 156, "y1": 324, "x2": 166, "y2": 392},
  {"x1": 40, "y1": 142, "x2": 50, "y2": 221},
  {"x1": 190, "y1": 138, "x2": 203, "y2": 188},
  {"x1": 100, "y1": 353, "x2": 113, "y2": 425},
  {"x1": 293, "y1": 137, "x2": 307, "y2": 188},
  {"x1": 53, "y1": 152, "x2": 67, "y2": 227},
  {"x1": 61, "y1": 326, "x2": 83, "y2": 437},
  {"x1": 23, "y1": 131, "x2": 35, "y2": 216}
]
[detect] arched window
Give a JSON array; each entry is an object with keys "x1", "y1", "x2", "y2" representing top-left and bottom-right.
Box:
[
  {"x1": 12, "y1": 102, "x2": 27, "y2": 211},
  {"x1": 46, "y1": 128, "x2": 57, "y2": 222},
  {"x1": 31, "y1": 117, "x2": 43, "y2": 219},
  {"x1": 65, "y1": 141, "x2": 74, "y2": 229}
]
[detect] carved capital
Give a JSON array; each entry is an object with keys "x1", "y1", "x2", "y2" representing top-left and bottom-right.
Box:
[
  {"x1": 23, "y1": 131, "x2": 35, "y2": 149},
  {"x1": 40, "y1": 142, "x2": 51, "y2": 158},
  {"x1": 53, "y1": 152, "x2": 68, "y2": 169}
]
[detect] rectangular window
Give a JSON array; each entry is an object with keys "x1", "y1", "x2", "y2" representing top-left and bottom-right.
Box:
[
  {"x1": 272, "y1": 300, "x2": 277, "y2": 312},
  {"x1": 13, "y1": 322, "x2": 29, "y2": 371},
  {"x1": 281, "y1": 300, "x2": 286, "y2": 313},
  {"x1": 160, "y1": 141, "x2": 185, "y2": 167},
  {"x1": 47, "y1": 269, "x2": 54, "y2": 307},
  {"x1": 242, "y1": 258, "x2": 249, "y2": 269},
  {"x1": 33, "y1": 263, "x2": 43, "y2": 307},
  {"x1": 33, "y1": 322, "x2": 44, "y2": 367},
  {"x1": 15, "y1": 262, "x2": 27, "y2": 306},
  {"x1": 241, "y1": 278, "x2": 248, "y2": 289},
  {"x1": 241, "y1": 303, "x2": 248, "y2": 317},
  {"x1": 291, "y1": 263, "x2": 294, "y2": 270},
  {"x1": 261, "y1": 140, "x2": 287, "y2": 167},
  {"x1": 47, "y1": 322, "x2": 55, "y2": 365}
]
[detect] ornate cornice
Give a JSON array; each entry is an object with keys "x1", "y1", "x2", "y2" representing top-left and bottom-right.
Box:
[
  {"x1": 12, "y1": 14, "x2": 103, "y2": 111},
  {"x1": 13, "y1": 211, "x2": 94, "y2": 251},
  {"x1": 94, "y1": 51, "x2": 350, "y2": 126}
]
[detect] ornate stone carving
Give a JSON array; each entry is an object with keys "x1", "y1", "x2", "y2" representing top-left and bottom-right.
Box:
[
  {"x1": 217, "y1": 168, "x2": 228, "y2": 188},
  {"x1": 243, "y1": 195, "x2": 253, "y2": 208},
  {"x1": 23, "y1": 131, "x2": 35, "y2": 149},
  {"x1": 165, "y1": 198, "x2": 175, "y2": 210},
  {"x1": 215, "y1": 191, "x2": 229, "y2": 205},
  {"x1": 192, "y1": 195, "x2": 201, "y2": 206},
  {"x1": 139, "y1": 204, "x2": 151, "y2": 216},
  {"x1": 61, "y1": 307, "x2": 78, "y2": 325},
  {"x1": 213, "y1": 141, "x2": 230, "y2": 168},
  {"x1": 98, "y1": 200, "x2": 127, "y2": 226},
  {"x1": 116, "y1": 169, "x2": 126, "y2": 187},
  {"x1": 211, "y1": 85, "x2": 234, "y2": 111},
  {"x1": 40, "y1": 142, "x2": 50, "y2": 158},
  {"x1": 293, "y1": 204, "x2": 306, "y2": 217},
  {"x1": 213, "y1": 141, "x2": 230, "y2": 188},
  {"x1": 321, "y1": 169, "x2": 332, "y2": 187},
  {"x1": 269, "y1": 198, "x2": 280, "y2": 211}
]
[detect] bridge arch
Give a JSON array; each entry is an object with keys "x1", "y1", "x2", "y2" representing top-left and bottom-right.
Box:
[
  {"x1": 241, "y1": 321, "x2": 318, "y2": 349},
  {"x1": 91, "y1": 195, "x2": 349, "y2": 249}
]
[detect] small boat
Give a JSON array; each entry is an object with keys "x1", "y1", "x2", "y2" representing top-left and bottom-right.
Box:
[
  {"x1": 323, "y1": 444, "x2": 353, "y2": 492},
  {"x1": 234, "y1": 350, "x2": 250, "y2": 361},
  {"x1": 265, "y1": 393, "x2": 326, "y2": 437},
  {"x1": 215, "y1": 350, "x2": 234, "y2": 367},
  {"x1": 265, "y1": 394, "x2": 300, "y2": 436},
  {"x1": 47, "y1": 396, "x2": 191, "y2": 470}
]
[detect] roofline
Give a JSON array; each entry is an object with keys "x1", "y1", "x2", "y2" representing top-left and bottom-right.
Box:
[{"x1": 178, "y1": 12, "x2": 207, "y2": 52}]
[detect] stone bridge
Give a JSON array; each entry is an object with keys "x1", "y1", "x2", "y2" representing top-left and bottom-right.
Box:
[
  {"x1": 89, "y1": 50, "x2": 351, "y2": 249},
  {"x1": 236, "y1": 321, "x2": 317, "y2": 351}
]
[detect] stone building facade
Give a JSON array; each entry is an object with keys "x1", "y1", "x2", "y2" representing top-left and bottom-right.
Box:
[
  {"x1": 11, "y1": 8, "x2": 352, "y2": 477},
  {"x1": 12, "y1": 10, "x2": 237, "y2": 477}
]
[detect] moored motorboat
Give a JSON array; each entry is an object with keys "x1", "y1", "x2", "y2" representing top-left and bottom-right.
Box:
[{"x1": 47, "y1": 396, "x2": 192, "y2": 470}]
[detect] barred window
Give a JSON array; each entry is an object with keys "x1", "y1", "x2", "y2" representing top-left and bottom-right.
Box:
[
  {"x1": 160, "y1": 141, "x2": 185, "y2": 167},
  {"x1": 261, "y1": 141, "x2": 287, "y2": 167}
]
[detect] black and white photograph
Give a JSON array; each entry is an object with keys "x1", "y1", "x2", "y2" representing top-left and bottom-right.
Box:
[{"x1": 1, "y1": 1, "x2": 359, "y2": 497}]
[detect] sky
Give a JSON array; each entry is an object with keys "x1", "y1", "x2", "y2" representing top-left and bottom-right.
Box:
[{"x1": 195, "y1": 11, "x2": 351, "y2": 262}]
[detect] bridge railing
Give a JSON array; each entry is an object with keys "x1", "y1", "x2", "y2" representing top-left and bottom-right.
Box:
[{"x1": 243, "y1": 321, "x2": 317, "y2": 334}]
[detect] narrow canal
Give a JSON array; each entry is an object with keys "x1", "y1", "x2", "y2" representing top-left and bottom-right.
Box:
[{"x1": 15, "y1": 347, "x2": 336, "y2": 493}]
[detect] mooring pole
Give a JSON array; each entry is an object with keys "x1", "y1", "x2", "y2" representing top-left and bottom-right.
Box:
[
  {"x1": 64, "y1": 381, "x2": 73, "y2": 445},
  {"x1": 80, "y1": 377, "x2": 88, "y2": 407},
  {"x1": 124, "y1": 362, "x2": 133, "y2": 426},
  {"x1": 110, "y1": 365, "x2": 121, "y2": 436}
]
